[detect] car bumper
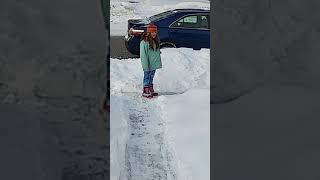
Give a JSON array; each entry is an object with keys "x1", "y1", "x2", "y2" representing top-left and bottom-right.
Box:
[{"x1": 124, "y1": 34, "x2": 140, "y2": 55}]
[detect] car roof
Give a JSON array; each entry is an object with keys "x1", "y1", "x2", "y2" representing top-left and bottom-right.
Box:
[
  {"x1": 147, "y1": 8, "x2": 209, "y2": 24},
  {"x1": 171, "y1": 8, "x2": 209, "y2": 13}
]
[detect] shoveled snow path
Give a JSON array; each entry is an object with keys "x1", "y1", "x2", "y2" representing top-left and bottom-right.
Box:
[
  {"x1": 123, "y1": 94, "x2": 176, "y2": 180},
  {"x1": 111, "y1": 48, "x2": 210, "y2": 179}
]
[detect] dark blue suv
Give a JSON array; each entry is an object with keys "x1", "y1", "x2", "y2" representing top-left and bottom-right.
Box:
[{"x1": 124, "y1": 9, "x2": 210, "y2": 55}]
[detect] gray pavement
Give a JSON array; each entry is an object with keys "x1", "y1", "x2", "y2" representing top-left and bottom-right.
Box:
[{"x1": 111, "y1": 36, "x2": 139, "y2": 59}]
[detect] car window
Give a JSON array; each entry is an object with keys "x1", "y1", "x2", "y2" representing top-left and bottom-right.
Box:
[
  {"x1": 199, "y1": 15, "x2": 209, "y2": 29},
  {"x1": 184, "y1": 16, "x2": 197, "y2": 23},
  {"x1": 141, "y1": 17, "x2": 151, "y2": 24},
  {"x1": 172, "y1": 15, "x2": 198, "y2": 28}
]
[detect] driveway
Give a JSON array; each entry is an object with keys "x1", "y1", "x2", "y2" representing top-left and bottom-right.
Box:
[{"x1": 111, "y1": 36, "x2": 139, "y2": 59}]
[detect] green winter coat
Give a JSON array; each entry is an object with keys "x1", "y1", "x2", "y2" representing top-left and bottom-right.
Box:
[{"x1": 140, "y1": 40, "x2": 162, "y2": 71}]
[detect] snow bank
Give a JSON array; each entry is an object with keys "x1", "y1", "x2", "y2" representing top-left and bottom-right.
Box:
[
  {"x1": 111, "y1": 0, "x2": 210, "y2": 35},
  {"x1": 110, "y1": 95, "x2": 129, "y2": 180},
  {"x1": 161, "y1": 89, "x2": 210, "y2": 180},
  {"x1": 110, "y1": 48, "x2": 210, "y2": 94}
]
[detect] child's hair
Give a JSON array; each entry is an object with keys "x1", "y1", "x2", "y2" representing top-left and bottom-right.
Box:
[{"x1": 141, "y1": 32, "x2": 160, "y2": 51}]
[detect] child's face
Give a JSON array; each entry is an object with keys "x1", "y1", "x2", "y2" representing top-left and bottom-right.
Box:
[{"x1": 151, "y1": 32, "x2": 157, "y2": 38}]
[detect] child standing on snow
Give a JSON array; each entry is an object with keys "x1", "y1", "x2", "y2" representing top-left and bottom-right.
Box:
[{"x1": 140, "y1": 23, "x2": 162, "y2": 98}]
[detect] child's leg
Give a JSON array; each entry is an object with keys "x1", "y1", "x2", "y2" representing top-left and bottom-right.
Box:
[
  {"x1": 150, "y1": 70, "x2": 156, "y2": 85},
  {"x1": 149, "y1": 70, "x2": 158, "y2": 96},
  {"x1": 143, "y1": 71, "x2": 151, "y2": 87},
  {"x1": 142, "y1": 71, "x2": 153, "y2": 97}
]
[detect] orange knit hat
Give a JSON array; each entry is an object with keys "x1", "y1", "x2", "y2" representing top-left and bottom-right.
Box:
[{"x1": 147, "y1": 23, "x2": 157, "y2": 33}]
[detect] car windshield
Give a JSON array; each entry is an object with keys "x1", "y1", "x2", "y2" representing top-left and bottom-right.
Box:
[
  {"x1": 140, "y1": 17, "x2": 151, "y2": 24},
  {"x1": 148, "y1": 10, "x2": 175, "y2": 22}
]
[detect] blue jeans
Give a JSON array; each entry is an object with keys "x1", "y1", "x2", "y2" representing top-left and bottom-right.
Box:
[{"x1": 143, "y1": 70, "x2": 156, "y2": 87}]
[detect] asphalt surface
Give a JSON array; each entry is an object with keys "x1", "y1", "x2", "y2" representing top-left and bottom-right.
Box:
[{"x1": 111, "y1": 36, "x2": 139, "y2": 59}]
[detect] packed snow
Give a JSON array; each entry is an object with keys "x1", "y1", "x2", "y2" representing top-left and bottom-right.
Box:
[
  {"x1": 111, "y1": 0, "x2": 210, "y2": 35},
  {"x1": 110, "y1": 48, "x2": 210, "y2": 180}
]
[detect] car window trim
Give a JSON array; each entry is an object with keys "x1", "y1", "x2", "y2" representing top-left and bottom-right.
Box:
[{"x1": 169, "y1": 13, "x2": 210, "y2": 30}]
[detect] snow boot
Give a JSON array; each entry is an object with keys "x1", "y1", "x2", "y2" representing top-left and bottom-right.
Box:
[
  {"x1": 142, "y1": 86, "x2": 153, "y2": 98},
  {"x1": 149, "y1": 84, "x2": 159, "y2": 96}
]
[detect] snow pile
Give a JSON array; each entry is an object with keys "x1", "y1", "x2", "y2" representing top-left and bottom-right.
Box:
[
  {"x1": 110, "y1": 96, "x2": 129, "y2": 180},
  {"x1": 110, "y1": 48, "x2": 210, "y2": 94},
  {"x1": 111, "y1": 0, "x2": 210, "y2": 35},
  {"x1": 111, "y1": 48, "x2": 210, "y2": 179},
  {"x1": 161, "y1": 89, "x2": 210, "y2": 180}
]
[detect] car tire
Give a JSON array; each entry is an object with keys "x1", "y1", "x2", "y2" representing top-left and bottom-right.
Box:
[{"x1": 160, "y1": 42, "x2": 176, "y2": 49}]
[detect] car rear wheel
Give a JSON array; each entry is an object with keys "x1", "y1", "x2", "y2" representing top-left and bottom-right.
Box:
[{"x1": 160, "y1": 42, "x2": 176, "y2": 49}]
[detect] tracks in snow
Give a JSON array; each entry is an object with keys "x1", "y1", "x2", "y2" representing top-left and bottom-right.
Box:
[{"x1": 123, "y1": 94, "x2": 176, "y2": 180}]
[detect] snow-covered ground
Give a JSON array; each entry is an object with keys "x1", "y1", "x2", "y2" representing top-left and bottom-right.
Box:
[
  {"x1": 164, "y1": 89, "x2": 210, "y2": 180},
  {"x1": 110, "y1": 48, "x2": 210, "y2": 180},
  {"x1": 111, "y1": 0, "x2": 210, "y2": 35},
  {"x1": 110, "y1": 96, "x2": 130, "y2": 180}
]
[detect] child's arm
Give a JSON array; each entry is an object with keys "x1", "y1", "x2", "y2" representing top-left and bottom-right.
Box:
[{"x1": 140, "y1": 41, "x2": 150, "y2": 71}]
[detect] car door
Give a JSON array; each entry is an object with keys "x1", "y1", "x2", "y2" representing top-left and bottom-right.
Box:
[
  {"x1": 198, "y1": 14, "x2": 210, "y2": 49},
  {"x1": 168, "y1": 14, "x2": 210, "y2": 49}
]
